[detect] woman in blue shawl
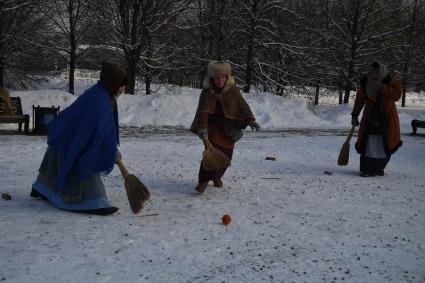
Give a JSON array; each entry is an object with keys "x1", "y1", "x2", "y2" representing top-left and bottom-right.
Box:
[{"x1": 31, "y1": 62, "x2": 127, "y2": 215}]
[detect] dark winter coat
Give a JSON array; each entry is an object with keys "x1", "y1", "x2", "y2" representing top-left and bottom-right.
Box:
[
  {"x1": 351, "y1": 74, "x2": 402, "y2": 154},
  {"x1": 190, "y1": 76, "x2": 255, "y2": 145}
]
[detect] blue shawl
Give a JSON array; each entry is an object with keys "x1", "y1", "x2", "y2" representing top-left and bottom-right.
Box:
[{"x1": 47, "y1": 81, "x2": 119, "y2": 191}]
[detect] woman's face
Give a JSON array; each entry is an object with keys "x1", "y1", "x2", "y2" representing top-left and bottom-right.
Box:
[
  {"x1": 369, "y1": 72, "x2": 380, "y2": 81},
  {"x1": 214, "y1": 75, "x2": 227, "y2": 88}
]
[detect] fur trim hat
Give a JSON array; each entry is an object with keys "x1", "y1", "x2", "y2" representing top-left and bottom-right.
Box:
[
  {"x1": 368, "y1": 60, "x2": 389, "y2": 81},
  {"x1": 207, "y1": 61, "x2": 232, "y2": 79},
  {"x1": 202, "y1": 61, "x2": 235, "y2": 91},
  {"x1": 100, "y1": 62, "x2": 127, "y2": 96}
]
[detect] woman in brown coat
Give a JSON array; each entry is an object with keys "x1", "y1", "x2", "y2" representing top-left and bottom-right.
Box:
[
  {"x1": 351, "y1": 60, "x2": 402, "y2": 177},
  {"x1": 190, "y1": 61, "x2": 260, "y2": 193}
]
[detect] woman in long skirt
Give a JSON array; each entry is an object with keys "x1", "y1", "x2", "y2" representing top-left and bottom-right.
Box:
[
  {"x1": 190, "y1": 61, "x2": 260, "y2": 193},
  {"x1": 351, "y1": 60, "x2": 402, "y2": 177},
  {"x1": 31, "y1": 62, "x2": 127, "y2": 215}
]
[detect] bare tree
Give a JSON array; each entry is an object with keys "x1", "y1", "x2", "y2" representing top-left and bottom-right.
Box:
[
  {"x1": 0, "y1": 0, "x2": 45, "y2": 88},
  {"x1": 392, "y1": 0, "x2": 425, "y2": 106},
  {"x1": 178, "y1": 0, "x2": 236, "y2": 88},
  {"x1": 139, "y1": 0, "x2": 190, "y2": 94},
  {"x1": 233, "y1": 0, "x2": 294, "y2": 93},
  {"x1": 322, "y1": 0, "x2": 405, "y2": 103},
  {"x1": 2, "y1": 0, "x2": 424, "y2": 98},
  {"x1": 39, "y1": 0, "x2": 96, "y2": 94},
  {"x1": 95, "y1": 0, "x2": 189, "y2": 95}
]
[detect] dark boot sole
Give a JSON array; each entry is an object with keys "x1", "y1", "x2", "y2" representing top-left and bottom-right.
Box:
[
  {"x1": 360, "y1": 173, "x2": 375, "y2": 177},
  {"x1": 77, "y1": 207, "x2": 119, "y2": 216},
  {"x1": 30, "y1": 189, "x2": 48, "y2": 200}
]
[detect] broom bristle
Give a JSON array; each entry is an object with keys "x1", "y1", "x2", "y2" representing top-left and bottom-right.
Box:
[
  {"x1": 202, "y1": 147, "x2": 231, "y2": 170},
  {"x1": 337, "y1": 142, "x2": 350, "y2": 166},
  {"x1": 125, "y1": 174, "x2": 150, "y2": 214}
]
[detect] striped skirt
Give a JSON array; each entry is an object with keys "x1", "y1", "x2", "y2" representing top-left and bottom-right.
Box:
[{"x1": 32, "y1": 147, "x2": 114, "y2": 211}]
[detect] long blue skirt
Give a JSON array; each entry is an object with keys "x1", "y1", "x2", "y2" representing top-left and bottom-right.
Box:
[{"x1": 32, "y1": 147, "x2": 114, "y2": 211}]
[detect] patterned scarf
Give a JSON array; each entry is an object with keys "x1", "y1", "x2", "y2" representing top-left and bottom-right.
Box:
[{"x1": 366, "y1": 60, "x2": 389, "y2": 99}]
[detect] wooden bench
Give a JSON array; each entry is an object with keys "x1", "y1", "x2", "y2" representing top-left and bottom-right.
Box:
[
  {"x1": 0, "y1": 96, "x2": 30, "y2": 133},
  {"x1": 411, "y1": 119, "x2": 425, "y2": 135}
]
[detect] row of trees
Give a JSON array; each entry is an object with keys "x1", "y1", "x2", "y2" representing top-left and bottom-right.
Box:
[{"x1": 1, "y1": 0, "x2": 424, "y2": 105}]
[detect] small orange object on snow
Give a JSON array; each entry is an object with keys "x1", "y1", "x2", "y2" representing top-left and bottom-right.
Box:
[{"x1": 222, "y1": 214, "x2": 232, "y2": 225}]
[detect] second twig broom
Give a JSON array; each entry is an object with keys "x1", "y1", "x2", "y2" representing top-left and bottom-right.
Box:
[{"x1": 337, "y1": 125, "x2": 356, "y2": 166}]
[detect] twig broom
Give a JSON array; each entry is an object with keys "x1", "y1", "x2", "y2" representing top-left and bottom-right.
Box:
[
  {"x1": 116, "y1": 158, "x2": 150, "y2": 214},
  {"x1": 202, "y1": 137, "x2": 231, "y2": 170},
  {"x1": 337, "y1": 126, "x2": 356, "y2": 166}
]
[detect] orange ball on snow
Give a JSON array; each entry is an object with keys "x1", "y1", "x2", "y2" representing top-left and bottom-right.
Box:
[{"x1": 222, "y1": 214, "x2": 232, "y2": 225}]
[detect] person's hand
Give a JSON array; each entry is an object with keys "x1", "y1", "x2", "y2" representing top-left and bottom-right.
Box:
[
  {"x1": 198, "y1": 128, "x2": 208, "y2": 139},
  {"x1": 351, "y1": 116, "x2": 359, "y2": 127},
  {"x1": 115, "y1": 149, "x2": 122, "y2": 164},
  {"x1": 249, "y1": 121, "x2": 261, "y2": 131}
]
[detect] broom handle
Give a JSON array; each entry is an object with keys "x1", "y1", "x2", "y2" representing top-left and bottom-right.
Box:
[
  {"x1": 202, "y1": 137, "x2": 213, "y2": 149},
  {"x1": 345, "y1": 126, "x2": 356, "y2": 143},
  {"x1": 116, "y1": 158, "x2": 129, "y2": 178}
]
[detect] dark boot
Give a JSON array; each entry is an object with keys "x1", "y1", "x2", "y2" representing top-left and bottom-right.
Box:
[
  {"x1": 360, "y1": 172, "x2": 375, "y2": 177},
  {"x1": 213, "y1": 179, "x2": 223, "y2": 188},
  {"x1": 78, "y1": 207, "x2": 119, "y2": 216},
  {"x1": 195, "y1": 182, "x2": 208, "y2": 193},
  {"x1": 30, "y1": 189, "x2": 48, "y2": 200}
]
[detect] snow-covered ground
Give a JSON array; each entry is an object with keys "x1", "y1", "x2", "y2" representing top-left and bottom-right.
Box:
[
  {"x1": 1, "y1": 75, "x2": 425, "y2": 282},
  {"x1": 1, "y1": 131, "x2": 424, "y2": 282}
]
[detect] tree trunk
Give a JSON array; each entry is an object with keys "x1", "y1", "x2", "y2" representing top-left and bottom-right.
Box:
[
  {"x1": 344, "y1": 77, "x2": 352, "y2": 104},
  {"x1": 145, "y1": 35, "x2": 152, "y2": 95},
  {"x1": 243, "y1": 1, "x2": 258, "y2": 94},
  {"x1": 69, "y1": 43, "x2": 76, "y2": 95},
  {"x1": 314, "y1": 85, "x2": 319, "y2": 105},
  {"x1": 122, "y1": 1, "x2": 142, "y2": 95},
  {"x1": 145, "y1": 70, "x2": 151, "y2": 95},
  {"x1": 276, "y1": 83, "x2": 282, "y2": 96},
  {"x1": 199, "y1": 71, "x2": 204, "y2": 89},
  {"x1": 243, "y1": 43, "x2": 253, "y2": 93},
  {"x1": 0, "y1": 62, "x2": 4, "y2": 88},
  {"x1": 68, "y1": 0, "x2": 76, "y2": 95},
  {"x1": 344, "y1": 1, "x2": 360, "y2": 104},
  {"x1": 401, "y1": 73, "x2": 408, "y2": 108},
  {"x1": 339, "y1": 88, "x2": 343, "y2": 105},
  {"x1": 262, "y1": 75, "x2": 268, "y2": 92},
  {"x1": 0, "y1": 42, "x2": 4, "y2": 87},
  {"x1": 401, "y1": 0, "x2": 418, "y2": 107},
  {"x1": 127, "y1": 59, "x2": 137, "y2": 95}
]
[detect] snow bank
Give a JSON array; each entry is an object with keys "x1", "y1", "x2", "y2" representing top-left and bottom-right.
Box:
[{"x1": 2, "y1": 82, "x2": 425, "y2": 132}]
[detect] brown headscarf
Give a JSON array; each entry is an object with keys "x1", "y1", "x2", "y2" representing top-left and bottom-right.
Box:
[{"x1": 100, "y1": 62, "x2": 127, "y2": 97}]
